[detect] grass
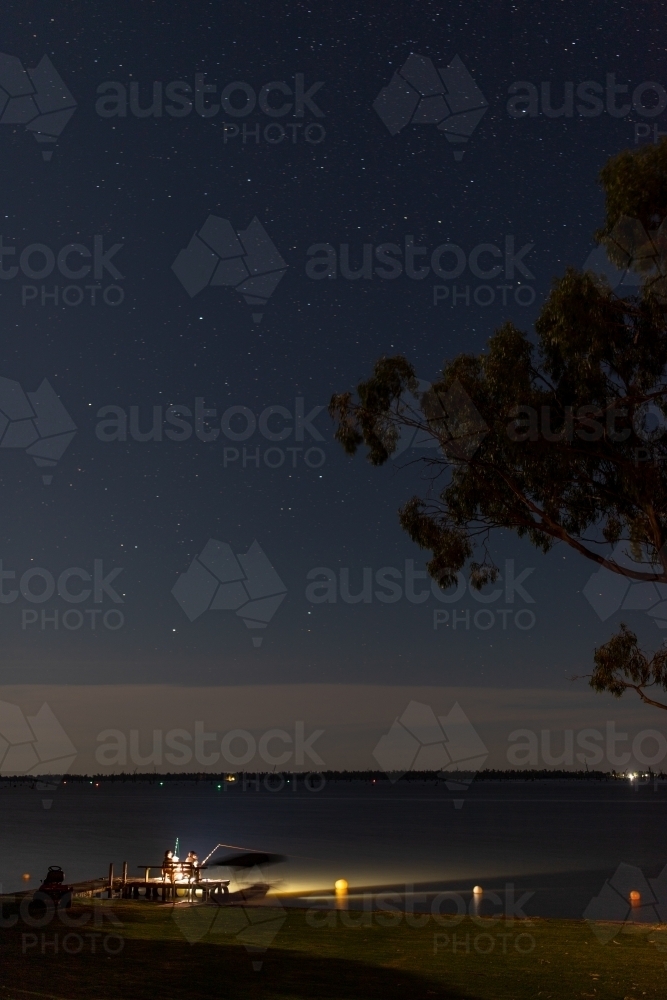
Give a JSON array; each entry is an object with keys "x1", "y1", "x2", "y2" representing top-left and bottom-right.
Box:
[{"x1": 0, "y1": 898, "x2": 665, "y2": 999}]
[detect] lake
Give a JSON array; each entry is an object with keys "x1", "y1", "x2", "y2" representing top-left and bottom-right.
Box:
[{"x1": 2, "y1": 778, "x2": 665, "y2": 919}]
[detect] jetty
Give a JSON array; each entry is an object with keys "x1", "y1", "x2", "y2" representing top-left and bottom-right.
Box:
[
  {"x1": 56, "y1": 861, "x2": 232, "y2": 903},
  {"x1": 10, "y1": 860, "x2": 275, "y2": 907},
  {"x1": 9, "y1": 845, "x2": 283, "y2": 908}
]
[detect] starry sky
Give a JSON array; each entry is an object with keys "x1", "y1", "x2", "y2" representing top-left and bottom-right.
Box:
[{"x1": 0, "y1": 2, "x2": 665, "y2": 716}]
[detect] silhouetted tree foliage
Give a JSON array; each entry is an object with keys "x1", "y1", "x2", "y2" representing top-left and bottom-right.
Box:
[
  {"x1": 591, "y1": 624, "x2": 667, "y2": 710},
  {"x1": 330, "y1": 140, "x2": 667, "y2": 709}
]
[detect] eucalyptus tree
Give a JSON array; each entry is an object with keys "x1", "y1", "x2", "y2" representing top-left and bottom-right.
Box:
[{"x1": 330, "y1": 140, "x2": 667, "y2": 709}]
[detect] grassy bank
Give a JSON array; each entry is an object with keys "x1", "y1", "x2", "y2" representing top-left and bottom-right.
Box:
[{"x1": 0, "y1": 899, "x2": 665, "y2": 999}]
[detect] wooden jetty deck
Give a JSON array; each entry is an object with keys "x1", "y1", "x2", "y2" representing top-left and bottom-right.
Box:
[
  {"x1": 5, "y1": 863, "x2": 235, "y2": 906},
  {"x1": 9, "y1": 859, "x2": 272, "y2": 907},
  {"x1": 64, "y1": 862, "x2": 233, "y2": 903}
]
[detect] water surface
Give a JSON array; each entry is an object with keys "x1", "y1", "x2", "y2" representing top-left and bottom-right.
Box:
[{"x1": 2, "y1": 778, "x2": 665, "y2": 918}]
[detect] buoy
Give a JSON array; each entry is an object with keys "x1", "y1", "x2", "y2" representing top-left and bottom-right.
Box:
[
  {"x1": 630, "y1": 890, "x2": 641, "y2": 904},
  {"x1": 334, "y1": 879, "x2": 348, "y2": 893},
  {"x1": 21, "y1": 873, "x2": 30, "y2": 881},
  {"x1": 473, "y1": 885, "x2": 483, "y2": 894}
]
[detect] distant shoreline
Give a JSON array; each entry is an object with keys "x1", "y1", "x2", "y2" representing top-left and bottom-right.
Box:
[{"x1": 0, "y1": 768, "x2": 663, "y2": 783}]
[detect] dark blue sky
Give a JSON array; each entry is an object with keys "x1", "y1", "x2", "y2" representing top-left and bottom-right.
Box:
[{"x1": 0, "y1": 0, "x2": 664, "y2": 697}]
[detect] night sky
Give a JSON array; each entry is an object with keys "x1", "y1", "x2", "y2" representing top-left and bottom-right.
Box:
[{"x1": 0, "y1": 2, "x2": 665, "y2": 767}]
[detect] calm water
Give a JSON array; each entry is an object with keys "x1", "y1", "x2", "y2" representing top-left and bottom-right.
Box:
[{"x1": 2, "y1": 779, "x2": 665, "y2": 918}]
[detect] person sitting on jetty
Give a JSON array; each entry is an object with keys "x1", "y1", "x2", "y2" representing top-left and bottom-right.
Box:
[
  {"x1": 162, "y1": 849, "x2": 176, "y2": 884},
  {"x1": 185, "y1": 851, "x2": 199, "y2": 882}
]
